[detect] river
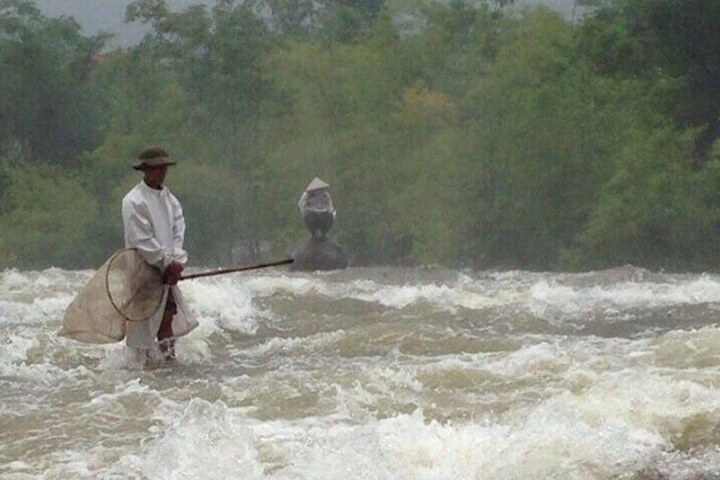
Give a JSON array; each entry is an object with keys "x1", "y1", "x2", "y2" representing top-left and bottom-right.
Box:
[{"x1": 2, "y1": 264, "x2": 720, "y2": 479}]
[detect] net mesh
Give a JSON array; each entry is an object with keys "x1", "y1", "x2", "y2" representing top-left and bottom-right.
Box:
[{"x1": 59, "y1": 249, "x2": 165, "y2": 344}]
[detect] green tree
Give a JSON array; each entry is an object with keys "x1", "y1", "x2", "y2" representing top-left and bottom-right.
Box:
[
  {"x1": 0, "y1": 166, "x2": 100, "y2": 268},
  {"x1": 579, "y1": 0, "x2": 720, "y2": 169},
  {"x1": 0, "y1": 0, "x2": 107, "y2": 165},
  {"x1": 456, "y1": 9, "x2": 628, "y2": 268},
  {"x1": 575, "y1": 126, "x2": 720, "y2": 270},
  {"x1": 124, "y1": 0, "x2": 282, "y2": 263}
]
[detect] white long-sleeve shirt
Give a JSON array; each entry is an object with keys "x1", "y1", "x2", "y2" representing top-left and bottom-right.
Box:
[
  {"x1": 121, "y1": 182, "x2": 197, "y2": 352},
  {"x1": 122, "y1": 182, "x2": 187, "y2": 271}
]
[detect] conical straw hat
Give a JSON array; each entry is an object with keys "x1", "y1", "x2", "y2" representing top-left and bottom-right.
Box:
[{"x1": 305, "y1": 177, "x2": 330, "y2": 191}]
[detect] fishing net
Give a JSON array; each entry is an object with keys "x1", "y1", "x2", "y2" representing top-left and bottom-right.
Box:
[
  {"x1": 59, "y1": 248, "x2": 166, "y2": 344},
  {"x1": 59, "y1": 248, "x2": 293, "y2": 344}
]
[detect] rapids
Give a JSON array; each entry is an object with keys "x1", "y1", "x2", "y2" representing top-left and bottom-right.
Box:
[{"x1": 2, "y1": 264, "x2": 720, "y2": 479}]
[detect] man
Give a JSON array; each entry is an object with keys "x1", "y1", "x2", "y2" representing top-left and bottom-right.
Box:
[
  {"x1": 121, "y1": 146, "x2": 198, "y2": 364},
  {"x1": 297, "y1": 177, "x2": 337, "y2": 239}
]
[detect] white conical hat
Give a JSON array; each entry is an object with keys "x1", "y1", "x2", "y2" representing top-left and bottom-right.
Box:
[{"x1": 305, "y1": 177, "x2": 330, "y2": 191}]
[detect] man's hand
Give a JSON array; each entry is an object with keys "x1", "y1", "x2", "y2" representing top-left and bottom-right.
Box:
[{"x1": 163, "y1": 261, "x2": 185, "y2": 285}]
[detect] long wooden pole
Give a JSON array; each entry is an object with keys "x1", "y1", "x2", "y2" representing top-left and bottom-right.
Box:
[{"x1": 180, "y1": 258, "x2": 294, "y2": 281}]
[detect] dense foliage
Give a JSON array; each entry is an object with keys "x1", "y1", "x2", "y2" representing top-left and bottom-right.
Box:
[{"x1": 2, "y1": 0, "x2": 720, "y2": 272}]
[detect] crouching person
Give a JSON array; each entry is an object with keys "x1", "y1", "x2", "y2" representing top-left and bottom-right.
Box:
[{"x1": 298, "y1": 177, "x2": 337, "y2": 240}]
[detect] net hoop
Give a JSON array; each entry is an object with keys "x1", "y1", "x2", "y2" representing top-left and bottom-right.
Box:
[{"x1": 104, "y1": 248, "x2": 165, "y2": 322}]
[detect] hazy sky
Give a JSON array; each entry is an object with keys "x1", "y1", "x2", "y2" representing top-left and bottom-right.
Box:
[
  {"x1": 34, "y1": 0, "x2": 582, "y2": 48},
  {"x1": 35, "y1": 0, "x2": 215, "y2": 46}
]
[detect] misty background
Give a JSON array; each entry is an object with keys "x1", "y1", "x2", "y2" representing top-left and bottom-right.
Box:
[
  {"x1": 35, "y1": 0, "x2": 583, "y2": 47},
  {"x1": 2, "y1": 0, "x2": 720, "y2": 273},
  {"x1": 35, "y1": 0, "x2": 204, "y2": 46}
]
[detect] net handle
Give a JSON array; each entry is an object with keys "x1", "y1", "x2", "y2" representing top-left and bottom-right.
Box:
[{"x1": 180, "y1": 258, "x2": 294, "y2": 281}]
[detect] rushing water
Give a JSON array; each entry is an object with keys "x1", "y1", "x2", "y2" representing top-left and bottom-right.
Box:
[{"x1": 2, "y1": 263, "x2": 720, "y2": 479}]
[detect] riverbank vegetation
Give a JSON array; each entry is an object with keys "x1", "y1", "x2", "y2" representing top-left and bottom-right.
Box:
[{"x1": 2, "y1": 0, "x2": 720, "y2": 272}]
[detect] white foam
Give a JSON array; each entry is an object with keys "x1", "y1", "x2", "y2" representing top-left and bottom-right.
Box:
[
  {"x1": 114, "y1": 398, "x2": 264, "y2": 479},
  {"x1": 218, "y1": 270, "x2": 720, "y2": 316},
  {"x1": 0, "y1": 333, "x2": 38, "y2": 367},
  {"x1": 531, "y1": 276, "x2": 720, "y2": 314},
  {"x1": 238, "y1": 274, "x2": 520, "y2": 313},
  {"x1": 239, "y1": 330, "x2": 346, "y2": 359},
  {"x1": 3, "y1": 267, "x2": 720, "y2": 479},
  {"x1": 261, "y1": 368, "x2": 720, "y2": 479}
]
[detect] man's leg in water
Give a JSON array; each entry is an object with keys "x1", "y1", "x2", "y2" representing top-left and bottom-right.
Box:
[{"x1": 157, "y1": 290, "x2": 177, "y2": 360}]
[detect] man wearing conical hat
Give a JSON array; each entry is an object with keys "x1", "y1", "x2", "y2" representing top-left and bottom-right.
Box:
[
  {"x1": 122, "y1": 146, "x2": 198, "y2": 365},
  {"x1": 298, "y1": 177, "x2": 336, "y2": 240}
]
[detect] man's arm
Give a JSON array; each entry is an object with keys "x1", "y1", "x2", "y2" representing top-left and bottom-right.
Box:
[
  {"x1": 170, "y1": 195, "x2": 188, "y2": 264},
  {"x1": 166, "y1": 195, "x2": 187, "y2": 285}
]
